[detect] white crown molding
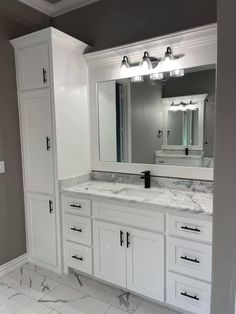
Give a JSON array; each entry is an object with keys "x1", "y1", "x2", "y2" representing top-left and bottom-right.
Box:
[
  {"x1": 84, "y1": 23, "x2": 217, "y2": 68},
  {"x1": 18, "y1": 0, "x2": 101, "y2": 17}
]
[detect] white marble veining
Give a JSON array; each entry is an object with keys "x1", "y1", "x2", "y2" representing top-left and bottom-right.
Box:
[
  {"x1": 0, "y1": 263, "x2": 181, "y2": 314},
  {"x1": 64, "y1": 181, "x2": 213, "y2": 215}
]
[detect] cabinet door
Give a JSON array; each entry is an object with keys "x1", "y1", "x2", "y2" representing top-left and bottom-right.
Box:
[
  {"x1": 126, "y1": 228, "x2": 164, "y2": 301},
  {"x1": 20, "y1": 89, "x2": 54, "y2": 194},
  {"x1": 93, "y1": 221, "x2": 126, "y2": 287},
  {"x1": 27, "y1": 193, "x2": 57, "y2": 266},
  {"x1": 17, "y1": 42, "x2": 50, "y2": 90}
]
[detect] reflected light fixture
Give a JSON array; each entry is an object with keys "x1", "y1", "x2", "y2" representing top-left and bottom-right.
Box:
[
  {"x1": 168, "y1": 101, "x2": 197, "y2": 111},
  {"x1": 139, "y1": 51, "x2": 153, "y2": 71},
  {"x1": 150, "y1": 72, "x2": 164, "y2": 81},
  {"x1": 120, "y1": 55, "x2": 130, "y2": 75},
  {"x1": 131, "y1": 76, "x2": 144, "y2": 83}
]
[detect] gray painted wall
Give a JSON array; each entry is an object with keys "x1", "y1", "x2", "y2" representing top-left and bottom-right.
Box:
[
  {"x1": 0, "y1": 1, "x2": 51, "y2": 265},
  {"x1": 211, "y1": 0, "x2": 236, "y2": 313},
  {"x1": 53, "y1": 0, "x2": 217, "y2": 52},
  {"x1": 131, "y1": 80, "x2": 163, "y2": 164}
]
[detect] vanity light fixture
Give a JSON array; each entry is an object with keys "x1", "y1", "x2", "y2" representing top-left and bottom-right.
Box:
[
  {"x1": 120, "y1": 55, "x2": 130, "y2": 75},
  {"x1": 157, "y1": 47, "x2": 184, "y2": 77},
  {"x1": 139, "y1": 51, "x2": 153, "y2": 71},
  {"x1": 131, "y1": 76, "x2": 144, "y2": 83}
]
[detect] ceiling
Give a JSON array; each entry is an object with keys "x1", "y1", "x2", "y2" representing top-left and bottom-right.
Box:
[{"x1": 18, "y1": 0, "x2": 101, "y2": 17}]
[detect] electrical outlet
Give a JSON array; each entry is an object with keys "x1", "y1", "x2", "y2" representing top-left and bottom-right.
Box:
[{"x1": 0, "y1": 161, "x2": 5, "y2": 173}]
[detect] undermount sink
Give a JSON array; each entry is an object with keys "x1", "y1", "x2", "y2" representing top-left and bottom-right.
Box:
[{"x1": 114, "y1": 187, "x2": 163, "y2": 199}]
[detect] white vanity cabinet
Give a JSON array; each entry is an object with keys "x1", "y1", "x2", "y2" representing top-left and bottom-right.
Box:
[
  {"x1": 11, "y1": 28, "x2": 90, "y2": 272},
  {"x1": 62, "y1": 194, "x2": 212, "y2": 313}
]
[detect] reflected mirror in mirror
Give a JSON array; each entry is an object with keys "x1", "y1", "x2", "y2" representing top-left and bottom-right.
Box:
[{"x1": 97, "y1": 65, "x2": 216, "y2": 168}]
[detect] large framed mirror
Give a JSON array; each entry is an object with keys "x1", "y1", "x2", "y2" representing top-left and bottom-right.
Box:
[{"x1": 97, "y1": 65, "x2": 216, "y2": 169}]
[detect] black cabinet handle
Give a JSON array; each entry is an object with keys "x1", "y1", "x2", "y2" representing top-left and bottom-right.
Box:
[
  {"x1": 70, "y1": 204, "x2": 82, "y2": 209},
  {"x1": 181, "y1": 292, "x2": 200, "y2": 301},
  {"x1": 181, "y1": 226, "x2": 201, "y2": 233},
  {"x1": 43, "y1": 68, "x2": 47, "y2": 83},
  {"x1": 46, "y1": 137, "x2": 51, "y2": 151},
  {"x1": 70, "y1": 227, "x2": 82, "y2": 233},
  {"x1": 72, "y1": 255, "x2": 83, "y2": 261},
  {"x1": 120, "y1": 230, "x2": 124, "y2": 246},
  {"x1": 127, "y1": 232, "x2": 130, "y2": 248},
  {"x1": 181, "y1": 256, "x2": 200, "y2": 264},
  {"x1": 49, "y1": 200, "x2": 53, "y2": 214}
]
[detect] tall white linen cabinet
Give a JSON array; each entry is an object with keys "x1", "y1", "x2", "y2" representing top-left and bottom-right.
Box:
[{"x1": 11, "y1": 28, "x2": 91, "y2": 272}]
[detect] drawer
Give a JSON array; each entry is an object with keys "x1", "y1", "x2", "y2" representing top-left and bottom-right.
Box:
[
  {"x1": 167, "y1": 237, "x2": 212, "y2": 282},
  {"x1": 65, "y1": 241, "x2": 92, "y2": 275},
  {"x1": 63, "y1": 196, "x2": 91, "y2": 217},
  {"x1": 64, "y1": 214, "x2": 92, "y2": 246},
  {"x1": 93, "y1": 201, "x2": 164, "y2": 232},
  {"x1": 167, "y1": 214, "x2": 212, "y2": 243},
  {"x1": 166, "y1": 272, "x2": 211, "y2": 314}
]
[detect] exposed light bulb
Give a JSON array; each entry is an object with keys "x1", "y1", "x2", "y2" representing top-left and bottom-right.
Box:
[
  {"x1": 120, "y1": 55, "x2": 130, "y2": 76},
  {"x1": 139, "y1": 51, "x2": 152, "y2": 72}
]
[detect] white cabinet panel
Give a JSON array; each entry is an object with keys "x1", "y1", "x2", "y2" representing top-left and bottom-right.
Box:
[
  {"x1": 65, "y1": 241, "x2": 92, "y2": 275},
  {"x1": 64, "y1": 214, "x2": 92, "y2": 246},
  {"x1": 126, "y1": 228, "x2": 164, "y2": 301},
  {"x1": 20, "y1": 89, "x2": 54, "y2": 194},
  {"x1": 27, "y1": 193, "x2": 57, "y2": 267},
  {"x1": 93, "y1": 221, "x2": 126, "y2": 288},
  {"x1": 166, "y1": 272, "x2": 211, "y2": 314},
  {"x1": 167, "y1": 237, "x2": 212, "y2": 282},
  {"x1": 17, "y1": 42, "x2": 50, "y2": 91},
  {"x1": 167, "y1": 214, "x2": 212, "y2": 243}
]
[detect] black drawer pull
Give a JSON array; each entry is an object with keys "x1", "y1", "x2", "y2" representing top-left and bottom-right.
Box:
[
  {"x1": 43, "y1": 68, "x2": 47, "y2": 83},
  {"x1": 72, "y1": 255, "x2": 83, "y2": 261},
  {"x1": 70, "y1": 227, "x2": 82, "y2": 233},
  {"x1": 70, "y1": 204, "x2": 82, "y2": 209},
  {"x1": 120, "y1": 230, "x2": 124, "y2": 246},
  {"x1": 181, "y1": 256, "x2": 200, "y2": 264},
  {"x1": 181, "y1": 226, "x2": 201, "y2": 232},
  {"x1": 127, "y1": 232, "x2": 130, "y2": 248},
  {"x1": 181, "y1": 292, "x2": 199, "y2": 301}
]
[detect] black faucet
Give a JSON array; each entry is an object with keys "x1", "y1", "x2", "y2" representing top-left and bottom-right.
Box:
[
  {"x1": 140, "y1": 170, "x2": 151, "y2": 189},
  {"x1": 185, "y1": 147, "x2": 189, "y2": 155}
]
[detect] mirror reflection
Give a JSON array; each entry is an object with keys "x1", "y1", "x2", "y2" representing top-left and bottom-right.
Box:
[{"x1": 98, "y1": 65, "x2": 216, "y2": 168}]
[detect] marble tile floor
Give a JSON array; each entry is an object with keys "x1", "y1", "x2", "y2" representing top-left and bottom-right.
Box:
[{"x1": 0, "y1": 263, "x2": 181, "y2": 314}]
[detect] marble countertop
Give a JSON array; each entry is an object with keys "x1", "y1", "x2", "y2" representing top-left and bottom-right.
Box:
[{"x1": 63, "y1": 181, "x2": 213, "y2": 216}]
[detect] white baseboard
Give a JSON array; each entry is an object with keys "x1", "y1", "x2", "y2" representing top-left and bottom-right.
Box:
[{"x1": 0, "y1": 254, "x2": 28, "y2": 277}]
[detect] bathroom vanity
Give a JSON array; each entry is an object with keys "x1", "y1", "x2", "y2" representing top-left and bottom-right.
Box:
[
  {"x1": 10, "y1": 22, "x2": 216, "y2": 314},
  {"x1": 62, "y1": 179, "x2": 212, "y2": 314}
]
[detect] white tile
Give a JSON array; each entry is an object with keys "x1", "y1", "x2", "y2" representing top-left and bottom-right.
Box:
[
  {"x1": 105, "y1": 306, "x2": 129, "y2": 314},
  {"x1": 0, "y1": 287, "x2": 51, "y2": 314},
  {"x1": 77, "y1": 276, "x2": 142, "y2": 313},
  {"x1": 39, "y1": 284, "x2": 87, "y2": 310},
  {"x1": 23, "y1": 263, "x2": 83, "y2": 291},
  {"x1": 55, "y1": 295, "x2": 110, "y2": 314},
  {"x1": 135, "y1": 301, "x2": 181, "y2": 314},
  {"x1": 0, "y1": 267, "x2": 60, "y2": 300}
]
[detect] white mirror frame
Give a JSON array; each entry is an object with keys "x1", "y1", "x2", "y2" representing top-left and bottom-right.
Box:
[
  {"x1": 84, "y1": 23, "x2": 217, "y2": 181},
  {"x1": 162, "y1": 94, "x2": 207, "y2": 150}
]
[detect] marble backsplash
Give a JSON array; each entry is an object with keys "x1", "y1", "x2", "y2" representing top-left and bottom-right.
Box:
[
  {"x1": 91, "y1": 171, "x2": 213, "y2": 193},
  {"x1": 60, "y1": 171, "x2": 213, "y2": 194}
]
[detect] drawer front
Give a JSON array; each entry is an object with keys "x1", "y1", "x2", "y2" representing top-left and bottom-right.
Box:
[
  {"x1": 63, "y1": 196, "x2": 91, "y2": 217},
  {"x1": 166, "y1": 272, "x2": 211, "y2": 314},
  {"x1": 65, "y1": 242, "x2": 92, "y2": 275},
  {"x1": 93, "y1": 202, "x2": 164, "y2": 232},
  {"x1": 64, "y1": 214, "x2": 92, "y2": 246},
  {"x1": 167, "y1": 214, "x2": 212, "y2": 243},
  {"x1": 167, "y1": 237, "x2": 212, "y2": 282}
]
